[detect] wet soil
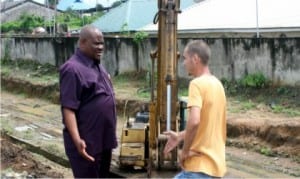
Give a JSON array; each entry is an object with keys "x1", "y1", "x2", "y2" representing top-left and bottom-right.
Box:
[
  {"x1": 1, "y1": 91, "x2": 299, "y2": 177},
  {"x1": 227, "y1": 115, "x2": 300, "y2": 160},
  {"x1": 1, "y1": 68, "x2": 300, "y2": 177},
  {"x1": 0, "y1": 134, "x2": 71, "y2": 178},
  {"x1": 1, "y1": 76, "x2": 59, "y2": 104}
]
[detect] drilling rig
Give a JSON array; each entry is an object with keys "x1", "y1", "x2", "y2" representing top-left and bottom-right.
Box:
[{"x1": 119, "y1": 0, "x2": 186, "y2": 176}]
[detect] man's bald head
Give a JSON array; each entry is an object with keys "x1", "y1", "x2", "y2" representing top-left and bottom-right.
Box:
[
  {"x1": 79, "y1": 25, "x2": 102, "y2": 41},
  {"x1": 79, "y1": 25, "x2": 104, "y2": 61}
]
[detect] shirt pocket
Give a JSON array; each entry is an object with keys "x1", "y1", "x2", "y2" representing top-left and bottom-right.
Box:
[
  {"x1": 94, "y1": 82, "x2": 110, "y2": 96},
  {"x1": 81, "y1": 78, "x2": 109, "y2": 101}
]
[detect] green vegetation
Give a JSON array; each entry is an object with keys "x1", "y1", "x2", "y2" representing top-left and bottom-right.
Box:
[
  {"x1": 1, "y1": 120, "x2": 14, "y2": 135},
  {"x1": 113, "y1": 72, "x2": 189, "y2": 99},
  {"x1": 1, "y1": 60, "x2": 299, "y2": 117},
  {"x1": 133, "y1": 31, "x2": 149, "y2": 45},
  {"x1": 0, "y1": 10, "x2": 104, "y2": 34},
  {"x1": 23, "y1": 130, "x2": 34, "y2": 140},
  {"x1": 113, "y1": 71, "x2": 148, "y2": 85},
  {"x1": 111, "y1": 0, "x2": 123, "y2": 8},
  {"x1": 241, "y1": 100, "x2": 256, "y2": 111},
  {"x1": 221, "y1": 73, "x2": 269, "y2": 95},
  {"x1": 137, "y1": 89, "x2": 151, "y2": 99},
  {"x1": 56, "y1": 10, "x2": 104, "y2": 30},
  {"x1": 179, "y1": 88, "x2": 189, "y2": 97},
  {"x1": 221, "y1": 73, "x2": 299, "y2": 116},
  {"x1": 112, "y1": 71, "x2": 148, "y2": 99},
  {"x1": 1, "y1": 59, "x2": 58, "y2": 84},
  {"x1": 228, "y1": 99, "x2": 257, "y2": 113},
  {"x1": 239, "y1": 73, "x2": 269, "y2": 88},
  {"x1": 45, "y1": 144, "x2": 61, "y2": 155},
  {"x1": 271, "y1": 104, "x2": 300, "y2": 117},
  {"x1": 120, "y1": 23, "x2": 130, "y2": 36},
  {"x1": 2, "y1": 38, "x2": 11, "y2": 62},
  {"x1": 260, "y1": 147, "x2": 274, "y2": 157},
  {"x1": 1, "y1": 13, "x2": 45, "y2": 33}
]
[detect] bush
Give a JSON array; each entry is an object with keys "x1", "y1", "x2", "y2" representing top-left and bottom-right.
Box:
[
  {"x1": 1, "y1": 21, "x2": 21, "y2": 33},
  {"x1": 260, "y1": 147, "x2": 274, "y2": 156},
  {"x1": 56, "y1": 11, "x2": 104, "y2": 29},
  {"x1": 133, "y1": 31, "x2": 149, "y2": 45},
  {"x1": 221, "y1": 78, "x2": 238, "y2": 94},
  {"x1": 1, "y1": 13, "x2": 44, "y2": 33},
  {"x1": 239, "y1": 73, "x2": 268, "y2": 88}
]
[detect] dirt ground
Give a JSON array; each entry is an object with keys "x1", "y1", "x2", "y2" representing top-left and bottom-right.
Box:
[
  {"x1": 227, "y1": 106, "x2": 300, "y2": 160},
  {"x1": 1, "y1": 135, "x2": 72, "y2": 178},
  {"x1": 1, "y1": 91, "x2": 299, "y2": 177},
  {"x1": 1, "y1": 65, "x2": 300, "y2": 177}
]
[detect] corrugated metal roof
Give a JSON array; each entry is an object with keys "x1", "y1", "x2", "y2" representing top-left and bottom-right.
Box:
[
  {"x1": 84, "y1": 0, "x2": 119, "y2": 8},
  {"x1": 57, "y1": 0, "x2": 119, "y2": 10},
  {"x1": 141, "y1": 0, "x2": 300, "y2": 32},
  {"x1": 57, "y1": 0, "x2": 93, "y2": 11},
  {"x1": 92, "y1": 0, "x2": 197, "y2": 33}
]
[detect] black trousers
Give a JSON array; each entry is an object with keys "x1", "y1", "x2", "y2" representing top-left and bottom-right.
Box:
[{"x1": 68, "y1": 149, "x2": 112, "y2": 178}]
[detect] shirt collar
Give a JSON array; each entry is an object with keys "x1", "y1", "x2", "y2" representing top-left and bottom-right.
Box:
[{"x1": 75, "y1": 48, "x2": 96, "y2": 68}]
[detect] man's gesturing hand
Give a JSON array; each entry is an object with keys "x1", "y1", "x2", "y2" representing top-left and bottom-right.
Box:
[
  {"x1": 75, "y1": 139, "x2": 95, "y2": 162},
  {"x1": 163, "y1": 131, "x2": 180, "y2": 155}
]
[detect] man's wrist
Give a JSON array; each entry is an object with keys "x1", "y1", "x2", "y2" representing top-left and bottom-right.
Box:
[
  {"x1": 182, "y1": 146, "x2": 189, "y2": 153},
  {"x1": 178, "y1": 131, "x2": 185, "y2": 141},
  {"x1": 72, "y1": 135, "x2": 81, "y2": 144}
]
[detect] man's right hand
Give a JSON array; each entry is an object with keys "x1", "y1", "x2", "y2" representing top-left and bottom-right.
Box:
[
  {"x1": 74, "y1": 138, "x2": 95, "y2": 162},
  {"x1": 62, "y1": 108, "x2": 95, "y2": 162}
]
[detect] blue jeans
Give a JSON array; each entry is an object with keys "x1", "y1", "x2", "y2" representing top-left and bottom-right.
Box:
[{"x1": 174, "y1": 171, "x2": 213, "y2": 179}]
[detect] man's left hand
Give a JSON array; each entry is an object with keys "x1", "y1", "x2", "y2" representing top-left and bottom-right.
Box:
[{"x1": 179, "y1": 149, "x2": 189, "y2": 169}]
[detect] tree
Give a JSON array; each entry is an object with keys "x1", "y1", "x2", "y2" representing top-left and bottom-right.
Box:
[
  {"x1": 19, "y1": 13, "x2": 44, "y2": 32},
  {"x1": 0, "y1": 13, "x2": 45, "y2": 33},
  {"x1": 96, "y1": 4, "x2": 105, "y2": 11},
  {"x1": 111, "y1": 1, "x2": 122, "y2": 8},
  {"x1": 45, "y1": 0, "x2": 58, "y2": 8}
]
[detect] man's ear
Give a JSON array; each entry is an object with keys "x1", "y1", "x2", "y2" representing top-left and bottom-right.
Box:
[
  {"x1": 79, "y1": 38, "x2": 86, "y2": 48},
  {"x1": 192, "y1": 54, "x2": 199, "y2": 64}
]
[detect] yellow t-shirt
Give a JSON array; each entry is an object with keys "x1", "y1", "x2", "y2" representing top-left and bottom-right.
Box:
[{"x1": 184, "y1": 74, "x2": 227, "y2": 177}]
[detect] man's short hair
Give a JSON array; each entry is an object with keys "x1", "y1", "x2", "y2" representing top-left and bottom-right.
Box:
[{"x1": 186, "y1": 40, "x2": 211, "y2": 65}]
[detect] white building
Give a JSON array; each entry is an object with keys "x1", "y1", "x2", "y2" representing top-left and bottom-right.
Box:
[{"x1": 141, "y1": 0, "x2": 300, "y2": 36}]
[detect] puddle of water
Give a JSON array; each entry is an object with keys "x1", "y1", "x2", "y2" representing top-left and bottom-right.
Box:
[
  {"x1": 40, "y1": 132, "x2": 55, "y2": 140},
  {"x1": 14, "y1": 125, "x2": 34, "y2": 132}
]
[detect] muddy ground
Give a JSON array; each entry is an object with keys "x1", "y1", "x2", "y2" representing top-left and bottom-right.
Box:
[
  {"x1": 1, "y1": 91, "x2": 300, "y2": 177},
  {"x1": 1, "y1": 134, "x2": 72, "y2": 178},
  {"x1": 1, "y1": 62, "x2": 300, "y2": 177}
]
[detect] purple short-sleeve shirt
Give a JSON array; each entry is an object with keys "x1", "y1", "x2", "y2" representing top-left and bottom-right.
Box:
[{"x1": 59, "y1": 49, "x2": 117, "y2": 157}]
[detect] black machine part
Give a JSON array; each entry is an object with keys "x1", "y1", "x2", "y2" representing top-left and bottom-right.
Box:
[{"x1": 135, "y1": 112, "x2": 150, "y2": 123}]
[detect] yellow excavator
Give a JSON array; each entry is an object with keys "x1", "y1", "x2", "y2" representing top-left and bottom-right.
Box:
[{"x1": 119, "y1": 0, "x2": 187, "y2": 176}]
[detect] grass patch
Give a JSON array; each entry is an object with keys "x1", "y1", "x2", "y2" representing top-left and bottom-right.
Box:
[
  {"x1": 1, "y1": 121, "x2": 14, "y2": 135},
  {"x1": 228, "y1": 99, "x2": 257, "y2": 113},
  {"x1": 1, "y1": 59, "x2": 58, "y2": 85},
  {"x1": 112, "y1": 72, "x2": 189, "y2": 100},
  {"x1": 241, "y1": 100, "x2": 256, "y2": 111},
  {"x1": 179, "y1": 88, "x2": 188, "y2": 97},
  {"x1": 271, "y1": 105, "x2": 300, "y2": 117},
  {"x1": 137, "y1": 91, "x2": 151, "y2": 99},
  {"x1": 113, "y1": 71, "x2": 148, "y2": 84},
  {"x1": 260, "y1": 147, "x2": 274, "y2": 157},
  {"x1": 45, "y1": 144, "x2": 62, "y2": 156},
  {"x1": 23, "y1": 129, "x2": 34, "y2": 140},
  {"x1": 221, "y1": 75, "x2": 300, "y2": 116},
  {"x1": 1, "y1": 62, "x2": 299, "y2": 117}
]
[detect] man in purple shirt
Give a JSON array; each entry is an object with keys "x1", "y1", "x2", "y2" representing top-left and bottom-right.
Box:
[{"x1": 59, "y1": 25, "x2": 117, "y2": 178}]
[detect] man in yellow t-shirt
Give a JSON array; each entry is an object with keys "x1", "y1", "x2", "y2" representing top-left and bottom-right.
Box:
[{"x1": 164, "y1": 40, "x2": 227, "y2": 178}]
